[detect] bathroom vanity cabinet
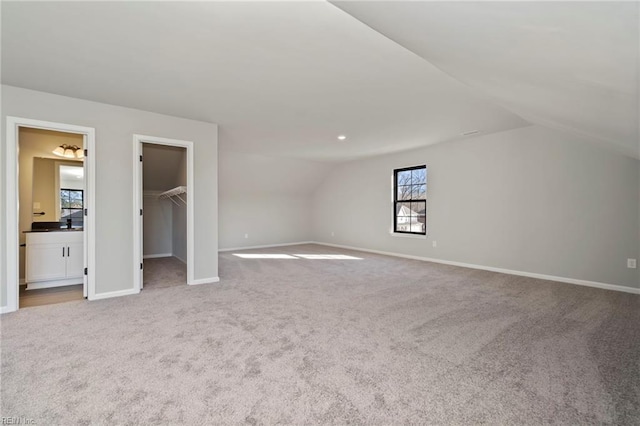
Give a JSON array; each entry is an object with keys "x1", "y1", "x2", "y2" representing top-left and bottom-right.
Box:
[{"x1": 25, "y1": 231, "x2": 84, "y2": 290}]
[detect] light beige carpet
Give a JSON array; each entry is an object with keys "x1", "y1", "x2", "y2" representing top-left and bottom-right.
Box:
[
  {"x1": 143, "y1": 256, "x2": 187, "y2": 290},
  {"x1": 1, "y1": 243, "x2": 639, "y2": 424}
]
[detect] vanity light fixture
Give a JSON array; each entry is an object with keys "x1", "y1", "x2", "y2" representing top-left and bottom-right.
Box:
[{"x1": 52, "y1": 144, "x2": 84, "y2": 159}]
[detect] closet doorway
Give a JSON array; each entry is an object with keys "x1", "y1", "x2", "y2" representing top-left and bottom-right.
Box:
[{"x1": 133, "y1": 135, "x2": 194, "y2": 292}]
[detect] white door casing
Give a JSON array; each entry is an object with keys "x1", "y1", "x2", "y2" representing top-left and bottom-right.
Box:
[
  {"x1": 3, "y1": 117, "x2": 96, "y2": 313},
  {"x1": 133, "y1": 134, "x2": 195, "y2": 292}
]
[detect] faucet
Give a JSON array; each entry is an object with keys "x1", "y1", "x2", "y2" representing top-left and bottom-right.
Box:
[{"x1": 66, "y1": 218, "x2": 72, "y2": 229}]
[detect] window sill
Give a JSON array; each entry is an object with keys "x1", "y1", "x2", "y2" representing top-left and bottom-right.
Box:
[{"x1": 389, "y1": 232, "x2": 428, "y2": 240}]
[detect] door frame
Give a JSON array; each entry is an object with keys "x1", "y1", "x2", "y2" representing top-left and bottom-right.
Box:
[
  {"x1": 132, "y1": 134, "x2": 195, "y2": 291},
  {"x1": 3, "y1": 116, "x2": 96, "y2": 313}
]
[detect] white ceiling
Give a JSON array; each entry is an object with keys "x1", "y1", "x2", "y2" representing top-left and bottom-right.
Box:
[
  {"x1": 333, "y1": 1, "x2": 640, "y2": 159},
  {"x1": 2, "y1": 1, "x2": 636, "y2": 161},
  {"x1": 2, "y1": 1, "x2": 527, "y2": 162}
]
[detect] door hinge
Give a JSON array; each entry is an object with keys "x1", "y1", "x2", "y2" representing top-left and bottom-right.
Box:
[
  {"x1": 140, "y1": 263, "x2": 143, "y2": 270},
  {"x1": 140, "y1": 209, "x2": 143, "y2": 216},
  {"x1": 84, "y1": 267, "x2": 88, "y2": 275},
  {"x1": 84, "y1": 149, "x2": 88, "y2": 157},
  {"x1": 140, "y1": 155, "x2": 143, "y2": 162},
  {"x1": 84, "y1": 208, "x2": 88, "y2": 216}
]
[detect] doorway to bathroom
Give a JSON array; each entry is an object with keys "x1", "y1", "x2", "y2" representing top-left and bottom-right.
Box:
[{"x1": 4, "y1": 117, "x2": 96, "y2": 313}]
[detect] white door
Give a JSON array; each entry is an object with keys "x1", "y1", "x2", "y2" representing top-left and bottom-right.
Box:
[
  {"x1": 66, "y1": 241, "x2": 84, "y2": 279},
  {"x1": 83, "y1": 135, "x2": 88, "y2": 297},
  {"x1": 139, "y1": 146, "x2": 144, "y2": 290},
  {"x1": 26, "y1": 243, "x2": 67, "y2": 282}
]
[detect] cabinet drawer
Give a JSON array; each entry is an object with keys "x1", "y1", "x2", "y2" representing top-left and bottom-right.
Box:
[{"x1": 26, "y1": 231, "x2": 83, "y2": 245}]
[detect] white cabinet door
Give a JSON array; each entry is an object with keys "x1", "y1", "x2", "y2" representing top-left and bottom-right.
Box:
[
  {"x1": 26, "y1": 243, "x2": 67, "y2": 282},
  {"x1": 65, "y1": 241, "x2": 84, "y2": 278}
]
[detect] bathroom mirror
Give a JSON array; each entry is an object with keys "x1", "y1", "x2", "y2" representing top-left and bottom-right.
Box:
[{"x1": 32, "y1": 157, "x2": 84, "y2": 225}]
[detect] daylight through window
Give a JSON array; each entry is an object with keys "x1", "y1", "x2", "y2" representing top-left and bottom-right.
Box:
[
  {"x1": 393, "y1": 165, "x2": 426, "y2": 235},
  {"x1": 60, "y1": 188, "x2": 84, "y2": 228}
]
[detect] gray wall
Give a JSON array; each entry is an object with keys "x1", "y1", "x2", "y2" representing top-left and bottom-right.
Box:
[
  {"x1": 142, "y1": 193, "x2": 173, "y2": 257},
  {"x1": 218, "y1": 146, "x2": 332, "y2": 250},
  {"x1": 1, "y1": 85, "x2": 219, "y2": 307},
  {"x1": 313, "y1": 125, "x2": 640, "y2": 289},
  {"x1": 219, "y1": 193, "x2": 312, "y2": 249}
]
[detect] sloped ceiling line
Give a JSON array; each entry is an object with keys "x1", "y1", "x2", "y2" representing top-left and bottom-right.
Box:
[{"x1": 331, "y1": 1, "x2": 640, "y2": 160}]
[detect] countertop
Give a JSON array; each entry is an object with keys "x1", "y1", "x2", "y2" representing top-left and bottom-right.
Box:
[{"x1": 24, "y1": 229, "x2": 83, "y2": 233}]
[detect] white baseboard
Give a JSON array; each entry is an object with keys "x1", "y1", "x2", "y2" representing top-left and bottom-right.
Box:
[
  {"x1": 189, "y1": 277, "x2": 220, "y2": 285},
  {"x1": 26, "y1": 278, "x2": 83, "y2": 290},
  {"x1": 143, "y1": 253, "x2": 172, "y2": 259},
  {"x1": 313, "y1": 241, "x2": 640, "y2": 295},
  {"x1": 0, "y1": 305, "x2": 16, "y2": 314},
  {"x1": 218, "y1": 241, "x2": 313, "y2": 252},
  {"x1": 89, "y1": 288, "x2": 140, "y2": 301},
  {"x1": 174, "y1": 254, "x2": 187, "y2": 264}
]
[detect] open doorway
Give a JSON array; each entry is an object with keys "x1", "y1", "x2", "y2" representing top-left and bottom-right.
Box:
[
  {"x1": 4, "y1": 117, "x2": 96, "y2": 313},
  {"x1": 141, "y1": 143, "x2": 187, "y2": 289},
  {"x1": 133, "y1": 135, "x2": 194, "y2": 292}
]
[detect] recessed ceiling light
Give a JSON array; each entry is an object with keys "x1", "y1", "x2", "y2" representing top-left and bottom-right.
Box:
[{"x1": 337, "y1": 135, "x2": 347, "y2": 140}]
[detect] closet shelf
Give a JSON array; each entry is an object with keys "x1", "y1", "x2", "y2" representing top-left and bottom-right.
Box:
[{"x1": 158, "y1": 186, "x2": 187, "y2": 205}]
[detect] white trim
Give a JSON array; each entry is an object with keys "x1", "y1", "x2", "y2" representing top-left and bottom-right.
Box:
[
  {"x1": 218, "y1": 241, "x2": 314, "y2": 252},
  {"x1": 189, "y1": 277, "x2": 220, "y2": 285},
  {"x1": 84, "y1": 130, "x2": 97, "y2": 301},
  {"x1": 90, "y1": 288, "x2": 140, "y2": 301},
  {"x1": 0, "y1": 306, "x2": 15, "y2": 314},
  {"x1": 312, "y1": 241, "x2": 640, "y2": 295},
  {"x1": 133, "y1": 134, "x2": 195, "y2": 290},
  {"x1": 143, "y1": 253, "x2": 172, "y2": 259},
  {"x1": 389, "y1": 232, "x2": 428, "y2": 239},
  {"x1": 4, "y1": 117, "x2": 97, "y2": 314},
  {"x1": 26, "y1": 278, "x2": 83, "y2": 290},
  {"x1": 134, "y1": 139, "x2": 143, "y2": 289}
]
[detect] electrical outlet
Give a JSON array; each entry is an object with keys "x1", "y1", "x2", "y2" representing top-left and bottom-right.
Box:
[
  {"x1": 244, "y1": 233, "x2": 249, "y2": 239},
  {"x1": 432, "y1": 240, "x2": 437, "y2": 248},
  {"x1": 627, "y1": 258, "x2": 637, "y2": 269}
]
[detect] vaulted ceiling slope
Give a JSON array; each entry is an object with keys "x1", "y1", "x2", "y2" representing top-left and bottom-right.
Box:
[
  {"x1": 333, "y1": 1, "x2": 640, "y2": 159},
  {"x1": 2, "y1": 1, "x2": 527, "y2": 162},
  {"x1": 142, "y1": 144, "x2": 186, "y2": 192}
]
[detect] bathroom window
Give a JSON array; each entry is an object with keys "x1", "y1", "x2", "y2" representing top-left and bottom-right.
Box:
[{"x1": 60, "y1": 189, "x2": 84, "y2": 227}]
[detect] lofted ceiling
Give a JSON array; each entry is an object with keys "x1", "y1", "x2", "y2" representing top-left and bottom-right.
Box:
[
  {"x1": 2, "y1": 1, "x2": 636, "y2": 162},
  {"x1": 2, "y1": 1, "x2": 526, "y2": 163},
  {"x1": 333, "y1": 1, "x2": 640, "y2": 159}
]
